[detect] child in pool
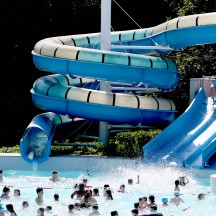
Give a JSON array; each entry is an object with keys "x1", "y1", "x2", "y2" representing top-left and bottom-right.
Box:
[
  {"x1": 45, "y1": 206, "x2": 52, "y2": 214},
  {"x1": 178, "y1": 176, "x2": 189, "y2": 186},
  {"x1": 54, "y1": 193, "x2": 59, "y2": 201},
  {"x1": 169, "y1": 191, "x2": 184, "y2": 206},
  {"x1": 104, "y1": 189, "x2": 113, "y2": 200},
  {"x1": 93, "y1": 188, "x2": 99, "y2": 196},
  {"x1": 162, "y1": 197, "x2": 169, "y2": 206},
  {"x1": 0, "y1": 186, "x2": 10, "y2": 200},
  {"x1": 88, "y1": 204, "x2": 101, "y2": 215},
  {"x1": 22, "y1": 201, "x2": 29, "y2": 209},
  {"x1": 174, "y1": 179, "x2": 180, "y2": 192},
  {"x1": 68, "y1": 204, "x2": 74, "y2": 214},
  {"x1": 6, "y1": 204, "x2": 17, "y2": 216},
  {"x1": 71, "y1": 183, "x2": 86, "y2": 199},
  {"x1": 80, "y1": 190, "x2": 97, "y2": 208},
  {"x1": 49, "y1": 170, "x2": 60, "y2": 182},
  {"x1": 83, "y1": 178, "x2": 92, "y2": 188},
  {"x1": 118, "y1": 184, "x2": 125, "y2": 193},
  {"x1": 128, "y1": 175, "x2": 140, "y2": 185},
  {"x1": 36, "y1": 207, "x2": 45, "y2": 216},
  {"x1": 35, "y1": 187, "x2": 44, "y2": 205},
  {"x1": 110, "y1": 210, "x2": 119, "y2": 216},
  {"x1": 103, "y1": 184, "x2": 110, "y2": 197},
  {"x1": 13, "y1": 189, "x2": 20, "y2": 197}
]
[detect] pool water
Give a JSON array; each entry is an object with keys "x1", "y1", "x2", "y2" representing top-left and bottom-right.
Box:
[{"x1": 0, "y1": 164, "x2": 216, "y2": 216}]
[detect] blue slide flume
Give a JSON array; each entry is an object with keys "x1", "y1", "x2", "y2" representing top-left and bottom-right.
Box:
[
  {"x1": 143, "y1": 88, "x2": 216, "y2": 168},
  {"x1": 20, "y1": 12, "x2": 216, "y2": 165}
]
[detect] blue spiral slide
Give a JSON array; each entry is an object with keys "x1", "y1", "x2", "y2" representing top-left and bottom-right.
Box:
[{"x1": 20, "y1": 12, "x2": 216, "y2": 165}]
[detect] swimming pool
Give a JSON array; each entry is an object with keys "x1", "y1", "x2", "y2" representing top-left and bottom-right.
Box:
[{"x1": 0, "y1": 155, "x2": 216, "y2": 215}]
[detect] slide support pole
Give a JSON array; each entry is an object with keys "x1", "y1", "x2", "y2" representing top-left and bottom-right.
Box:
[{"x1": 99, "y1": 0, "x2": 111, "y2": 148}]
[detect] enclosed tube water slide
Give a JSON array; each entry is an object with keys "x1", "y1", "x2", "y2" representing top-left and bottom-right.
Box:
[{"x1": 20, "y1": 12, "x2": 216, "y2": 165}]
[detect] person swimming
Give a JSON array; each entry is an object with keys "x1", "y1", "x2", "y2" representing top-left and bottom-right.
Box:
[
  {"x1": 80, "y1": 190, "x2": 97, "y2": 208},
  {"x1": 169, "y1": 191, "x2": 184, "y2": 206},
  {"x1": 93, "y1": 188, "x2": 99, "y2": 196},
  {"x1": 147, "y1": 195, "x2": 157, "y2": 207},
  {"x1": 71, "y1": 183, "x2": 86, "y2": 199},
  {"x1": 88, "y1": 204, "x2": 101, "y2": 215},
  {"x1": 0, "y1": 186, "x2": 10, "y2": 200},
  {"x1": 104, "y1": 189, "x2": 113, "y2": 200},
  {"x1": 131, "y1": 208, "x2": 139, "y2": 216},
  {"x1": 22, "y1": 201, "x2": 29, "y2": 209},
  {"x1": 128, "y1": 179, "x2": 133, "y2": 184},
  {"x1": 138, "y1": 197, "x2": 148, "y2": 210},
  {"x1": 174, "y1": 179, "x2": 180, "y2": 191},
  {"x1": 197, "y1": 193, "x2": 205, "y2": 200},
  {"x1": 54, "y1": 193, "x2": 59, "y2": 201},
  {"x1": 36, "y1": 207, "x2": 45, "y2": 216},
  {"x1": 162, "y1": 197, "x2": 169, "y2": 206},
  {"x1": 45, "y1": 206, "x2": 53, "y2": 214},
  {"x1": 13, "y1": 189, "x2": 20, "y2": 197},
  {"x1": 110, "y1": 210, "x2": 119, "y2": 216},
  {"x1": 49, "y1": 170, "x2": 60, "y2": 182},
  {"x1": 68, "y1": 204, "x2": 74, "y2": 214},
  {"x1": 35, "y1": 187, "x2": 44, "y2": 205},
  {"x1": 128, "y1": 175, "x2": 140, "y2": 185},
  {"x1": 6, "y1": 204, "x2": 17, "y2": 216},
  {"x1": 197, "y1": 192, "x2": 210, "y2": 200},
  {"x1": 178, "y1": 176, "x2": 189, "y2": 186},
  {"x1": 103, "y1": 184, "x2": 110, "y2": 197},
  {"x1": 118, "y1": 184, "x2": 125, "y2": 193}
]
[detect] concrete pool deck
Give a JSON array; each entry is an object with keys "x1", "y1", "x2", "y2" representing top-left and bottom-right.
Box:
[{"x1": 0, "y1": 153, "x2": 140, "y2": 171}]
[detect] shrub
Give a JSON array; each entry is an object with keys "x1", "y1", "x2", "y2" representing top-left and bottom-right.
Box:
[
  {"x1": 107, "y1": 129, "x2": 161, "y2": 157},
  {"x1": 51, "y1": 141, "x2": 104, "y2": 156},
  {"x1": 0, "y1": 145, "x2": 20, "y2": 153},
  {"x1": 0, "y1": 129, "x2": 160, "y2": 157}
]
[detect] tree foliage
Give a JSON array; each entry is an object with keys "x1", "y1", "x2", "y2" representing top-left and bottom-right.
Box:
[
  {"x1": 164, "y1": 0, "x2": 216, "y2": 17},
  {"x1": 108, "y1": 129, "x2": 161, "y2": 157}
]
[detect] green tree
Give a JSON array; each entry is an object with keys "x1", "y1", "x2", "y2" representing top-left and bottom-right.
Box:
[{"x1": 159, "y1": 0, "x2": 216, "y2": 114}]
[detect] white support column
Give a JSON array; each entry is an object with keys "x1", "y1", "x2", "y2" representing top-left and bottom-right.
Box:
[
  {"x1": 99, "y1": 0, "x2": 111, "y2": 148},
  {"x1": 210, "y1": 174, "x2": 216, "y2": 193},
  {"x1": 100, "y1": 0, "x2": 111, "y2": 51}
]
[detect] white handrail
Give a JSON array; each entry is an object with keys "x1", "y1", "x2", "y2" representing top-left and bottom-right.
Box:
[
  {"x1": 111, "y1": 45, "x2": 173, "y2": 50},
  {"x1": 110, "y1": 86, "x2": 160, "y2": 91}
]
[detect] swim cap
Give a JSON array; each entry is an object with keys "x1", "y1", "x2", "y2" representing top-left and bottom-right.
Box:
[
  {"x1": 174, "y1": 191, "x2": 180, "y2": 196},
  {"x1": 162, "y1": 198, "x2": 168, "y2": 203}
]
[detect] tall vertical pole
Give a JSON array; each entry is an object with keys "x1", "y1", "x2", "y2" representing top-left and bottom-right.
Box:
[
  {"x1": 99, "y1": 0, "x2": 111, "y2": 148},
  {"x1": 100, "y1": 0, "x2": 111, "y2": 51}
]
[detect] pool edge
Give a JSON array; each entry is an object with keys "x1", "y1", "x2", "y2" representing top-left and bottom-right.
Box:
[{"x1": 0, "y1": 154, "x2": 140, "y2": 171}]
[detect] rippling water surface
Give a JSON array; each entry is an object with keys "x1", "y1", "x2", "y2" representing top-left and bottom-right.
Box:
[{"x1": 0, "y1": 164, "x2": 215, "y2": 216}]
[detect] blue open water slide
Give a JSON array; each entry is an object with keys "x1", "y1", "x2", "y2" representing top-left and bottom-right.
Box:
[
  {"x1": 143, "y1": 88, "x2": 216, "y2": 169},
  {"x1": 20, "y1": 12, "x2": 216, "y2": 165}
]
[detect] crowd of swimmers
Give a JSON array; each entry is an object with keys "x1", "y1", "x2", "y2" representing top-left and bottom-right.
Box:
[{"x1": 0, "y1": 169, "x2": 211, "y2": 215}]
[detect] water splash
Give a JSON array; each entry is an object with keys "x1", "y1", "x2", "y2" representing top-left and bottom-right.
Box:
[{"x1": 32, "y1": 162, "x2": 38, "y2": 173}]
